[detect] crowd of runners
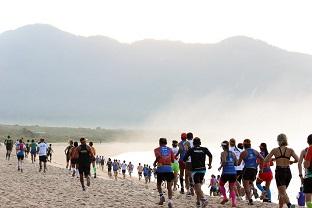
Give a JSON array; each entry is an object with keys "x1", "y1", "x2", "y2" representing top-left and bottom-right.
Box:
[{"x1": 3, "y1": 132, "x2": 312, "y2": 208}]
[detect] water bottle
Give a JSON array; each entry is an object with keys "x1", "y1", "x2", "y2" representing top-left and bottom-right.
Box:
[{"x1": 297, "y1": 186, "x2": 305, "y2": 207}]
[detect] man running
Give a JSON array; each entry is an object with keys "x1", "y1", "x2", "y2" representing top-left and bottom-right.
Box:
[
  {"x1": 76, "y1": 138, "x2": 94, "y2": 191},
  {"x1": 47, "y1": 144, "x2": 53, "y2": 162},
  {"x1": 16, "y1": 139, "x2": 26, "y2": 172},
  {"x1": 303, "y1": 134, "x2": 312, "y2": 208},
  {"x1": 184, "y1": 137, "x2": 212, "y2": 207},
  {"x1": 4, "y1": 136, "x2": 13, "y2": 160},
  {"x1": 107, "y1": 158, "x2": 112, "y2": 177},
  {"x1": 137, "y1": 163, "x2": 143, "y2": 181},
  {"x1": 113, "y1": 159, "x2": 119, "y2": 181},
  {"x1": 128, "y1": 162, "x2": 134, "y2": 177},
  {"x1": 121, "y1": 160, "x2": 127, "y2": 179},
  {"x1": 38, "y1": 138, "x2": 49, "y2": 173},
  {"x1": 154, "y1": 138, "x2": 175, "y2": 208},
  {"x1": 89, "y1": 142, "x2": 97, "y2": 178},
  {"x1": 25, "y1": 140, "x2": 30, "y2": 158},
  {"x1": 171, "y1": 140, "x2": 180, "y2": 191},
  {"x1": 238, "y1": 139, "x2": 264, "y2": 205},
  {"x1": 70, "y1": 141, "x2": 79, "y2": 177},
  {"x1": 64, "y1": 140, "x2": 74, "y2": 170},
  {"x1": 177, "y1": 133, "x2": 187, "y2": 194},
  {"x1": 30, "y1": 139, "x2": 37, "y2": 163},
  {"x1": 184, "y1": 132, "x2": 195, "y2": 196},
  {"x1": 229, "y1": 138, "x2": 244, "y2": 197}
]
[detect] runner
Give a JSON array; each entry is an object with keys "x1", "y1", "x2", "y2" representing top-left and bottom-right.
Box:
[
  {"x1": 70, "y1": 141, "x2": 79, "y2": 177},
  {"x1": 147, "y1": 166, "x2": 152, "y2": 183},
  {"x1": 208, "y1": 175, "x2": 218, "y2": 196},
  {"x1": 176, "y1": 132, "x2": 187, "y2": 194},
  {"x1": 112, "y1": 159, "x2": 119, "y2": 181},
  {"x1": 38, "y1": 138, "x2": 49, "y2": 173},
  {"x1": 76, "y1": 138, "x2": 94, "y2": 191},
  {"x1": 218, "y1": 140, "x2": 237, "y2": 207},
  {"x1": 303, "y1": 134, "x2": 312, "y2": 208},
  {"x1": 154, "y1": 138, "x2": 175, "y2": 208},
  {"x1": 47, "y1": 144, "x2": 53, "y2": 162},
  {"x1": 107, "y1": 158, "x2": 112, "y2": 177},
  {"x1": 121, "y1": 160, "x2": 127, "y2": 179},
  {"x1": 184, "y1": 132, "x2": 195, "y2": 196},
  {"x1": 4, "y1": 136, "x2": 13, "y2": 160},
  {"x1": 229, "y1": 138, "x2": 244, "y2": 197},
  {"x1": 137, "y1": 163, "x2": 143, "y2": 181},
  {"x1": 256, "y1": 143, "x2": 273, "y2": 202},
  {"x1": 89, "y1": 142, "x2": 97, "y2": 178},
  {"x1": 25, "y1": 140, "x2": 30, "y2": 158},
  {"x1": 128, "y1": 162, "x2": 134, "y2": 177},
  {"x1": 237, "y1": 139, "x2": 264, "y2": 205},
  {"x1": 100, "y1": 156, "x2": 105, "y2": 171},
  {"x1": 64, "y1": 140, "x2": 74, "y2": 170},
  {"x1": 16, "y1": 139, "x2": 26, "y2": 172},
  {"x1": 171, "y1": 140, "x2": 180, "y2": 191},
  {"x1": 30, "y1": 139, "x2": 37, "y2": 163},
  {"x1": 264, "y1": 134, "x2": 298, "y2": 208}
]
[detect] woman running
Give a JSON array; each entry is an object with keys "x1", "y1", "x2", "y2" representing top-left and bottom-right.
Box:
[
  {"x1": 256, "y1": 143, "x2": 273, "y2": 202},
  {"x1": 264, "y1": 133, "x2": 298, "y2": 208}
]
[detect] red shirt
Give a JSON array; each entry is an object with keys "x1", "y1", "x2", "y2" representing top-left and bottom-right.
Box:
[
  {"x1": 154, "y1": 146, "x2": 174, "y2": 166},
  {"x1": 305, "y1": 146, "x2": 312, "y2": 161}
]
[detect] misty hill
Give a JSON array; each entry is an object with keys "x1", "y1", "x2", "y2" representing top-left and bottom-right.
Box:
[{"x1": 1, "y1": 24, "x2": 312, "y2": 127}]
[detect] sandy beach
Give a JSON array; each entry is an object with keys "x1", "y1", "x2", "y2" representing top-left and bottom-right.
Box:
[{"x1": 0, "y1": 146, "x2": 279, "y2": 208}]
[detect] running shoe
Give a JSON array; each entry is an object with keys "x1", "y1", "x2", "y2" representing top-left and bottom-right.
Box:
[
  {"x1": 248, "y1": 199, "x2": 254, "y2": 205},
  {"x1": 158, "y1": 195, "x2": 165, "y2": 205},
  {"x1": 196, "y1": 201, "x2": 201, "y2": 208}
]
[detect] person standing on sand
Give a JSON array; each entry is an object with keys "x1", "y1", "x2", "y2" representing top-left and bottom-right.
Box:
[
  {"x1": 70, "y1": 141, "x2": 79, "y2": 177},
  {"x1": 76, "y1": 138, "x2": 94, "y2": 191},
  {"x1": 137, "y1": 163, "x2": 143, "y2": 181},
  {"x1": 237, "y1": 139, "x2": 263, "y2": 205},
  {"x1": 303, "y1": 134, "x2": 312, "y2": 208},
  {"x1": 4, "y1": 136, "x2": 13, "y2": 160},
  {"x1": 16, "y1": 139, "x2": 26, "y2": 172},
  {"x1": 171, "y1": 140, "x2": 180, "y2": 191},
  {"x1": 38, "y1": 138, "x2": 49, "y2": 173},
  {"x1": 89, "y1": 142, "x2": 97, "y2": 178},
  {"x1": 154, "y1": 138, "x2": 175, "y2": 208},
  {"x1": 264, "y1": 134, "x2": 298, "y2": 208},
  {"x1": 176, "y1": 132, "x2": 187, "y2": 194},
  {"x1": 30, "y1": 139, "x2": 37, "y2": 163},
  {"x1": 65, "y1": 140, "x2": 74, "y2": 171},
  {"x1": 184, "y1": 137, "x2": 212, "y2": 208},
  {"x1": 218, "y1": 140, "x2": 237, "y2": 207}
]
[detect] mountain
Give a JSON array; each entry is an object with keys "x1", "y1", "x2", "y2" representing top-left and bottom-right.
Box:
[{"x1": 1, "y1": 24, "x2": 312, "y2": 127}]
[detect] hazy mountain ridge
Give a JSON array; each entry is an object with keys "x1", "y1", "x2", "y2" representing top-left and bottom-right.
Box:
[{"x1": 1, "y1": 24, "x2": 312, "y2": 127}]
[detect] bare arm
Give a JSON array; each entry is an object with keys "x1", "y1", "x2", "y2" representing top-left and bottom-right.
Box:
[
  {"x1": 298, "y1": 150, "x2": 305, "y2": 176},
  {"x1": 255, "y1": 150, "x2": 264, "y2": 162},
  {"x1": 218, "y1": 152, "x2": 226, "y2": 171},
  {"x1": 238, "y1": 151, "x2": 247, "y2": 166},
  {"x1": 264, "y1": 149, "x2": 275, "y2": 163}
]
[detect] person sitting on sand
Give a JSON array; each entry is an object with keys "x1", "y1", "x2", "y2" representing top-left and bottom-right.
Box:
[
  {"x1": 154, "y1": 138, "x2": 175, "y2": 208},
  {"x1": 16, "y1": 138, "x2": 26, "y2": 172},
  {"x1": 38, "y1": 138, "x2": 49, "y2": 173},
  {"x1": 137, "y1": 163, "x2": 143, "y2": 181},
  {"x1": 107, "y1": 158, "x2": 112, "y2": 177},
  {"x1": 237, "y1": 139, "x2": 263, "y2": 205},
  {"x1": 264, "y1": 134, "x2": 298, "y2": 208},
  {"x1": 75, "y1": 138, "x2": 94, "y2": 191},
  {"x1": 184, "y1": 137, "x2": 212, "y2": 208},
  {"x1": 112, "y1": 159, "x2": 119, "y2": 181}
]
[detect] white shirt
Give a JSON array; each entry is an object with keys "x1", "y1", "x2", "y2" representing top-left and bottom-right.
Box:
[
  {"x1": 229, "y1": 146, "x2": 244, "y2": 171},
  {"x1": 38, "y1": 142, "x2": 48, "y2": 156},
  {"x1": 121, "y1": 163, "x2": 127, "y2": 170},
  {"x1": 186, "y1": 140, "x2": 194, "y2": 162},
  {"x1": 172, "y1": 147, "x2": 179, "y2": 163}
]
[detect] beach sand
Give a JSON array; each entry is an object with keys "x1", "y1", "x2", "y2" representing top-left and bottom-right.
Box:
[{"x1": 0, "y1": 147, "x2": 278, "y2": 208}]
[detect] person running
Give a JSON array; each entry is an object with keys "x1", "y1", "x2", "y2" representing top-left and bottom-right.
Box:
[
  {"x1": 121, "y1": 160, "x2": 127, "y2": 179},
  {"x1": 256, "y1": 143, "x2": 273, "y2": 202},
  {"x1": 171, "y1": 140, "x2": 180, "y2": 191},
  {"x1": 25, "y1": 140, "x2": 30, "y2": 158},
  {"x1": 218, "y1": 140, "x2": 237, "y2": 207},
  {"x1": 183, "y1": 137, "x2": 212, "y2": 207},
  {"x1": 47, "y1": 144, "x2": 53, "y2": 162},
  {"x1": 184, "y1": 132, "x2": 195, "y2": 196},
  {"x1": 107, "y1": 158, "x2": 112, "y2": 177},
  {"x1": 303, "y1": 134, "x2": 312, "y2": 208},
  {"x1": 76, "y1": 138, "x2": 94, "y2": 191},
  {"x1": 143, "y1": 164, "x2": 149, "y2": 183},
  {"x1": 4, "y1": 136, "x2": 13, "y2": 160},
  {"x1": 65, "y1": 140, "x2": 74, "y2": 170},
  {"x1": 237, "y1": 139, "x2": 264, "y2": 205},
  {"x1": 100, "y1": 156, "x2": 105, "y2": 171},
  {"x1": 154, "y1": 138, "x2": 175, "y2": 208},
  {"x1": 148, "y1": 166, "x2": 152, "y2": 183},
  {"x1": 264, "y1": 133, "x2": 298, "y2": 208},
  {"x1": 176, "y1": 132, "x2": 187, "y2": 194},
  {"x1": 229, "y1": 138, "x2": 244, "y2": 197},
  {"x1": 96, "y1": 155, "x2": 100, "y2": 168},
  {"x1": 112, "y1": 159, "x2": 119, "y2": 181},
  {"x1": 38, "y1": 138, "x2": 49, "y2": 173},
  {"x1": 30, "y1": 139, "x2": 37, "y2": 163},
  {"x1": 208, "y1": 175, "x2": 218, "y2": 196},
  {"x1": 89, "y1": 142, "x2": 97, "y2": 178},
  {"x1": 298, "y1": 146, "x2": 308, "y2": 184},
  {"x1": 16, "y1": 139, "x2": 26, "y2": 172},
  {"x1": 128, "y1": 162, "x2": 134, "y2": 177},
  {"x1": 70, "y1": 141, "x2": 79, "y2": 177},
  {"x1": 137, "y1": 163, "x2": 143, "y2": 181}
]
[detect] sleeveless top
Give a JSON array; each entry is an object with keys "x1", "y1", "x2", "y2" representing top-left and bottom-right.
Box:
[
  {"x1": 78, "y1": 144, "x2": 91, "y2": 164},
  {"x1": 222, "y1": 151, "x2": 237, "y2": 175},
  {"x1": 243, "y1": 148, "x2": 258, "y2": 169}
]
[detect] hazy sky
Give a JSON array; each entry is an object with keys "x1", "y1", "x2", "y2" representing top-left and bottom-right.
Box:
[{"x1": 1, "y1": 0, "x2": 312, "y2": 54}]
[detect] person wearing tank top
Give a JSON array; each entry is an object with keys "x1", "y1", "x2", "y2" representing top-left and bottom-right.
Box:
[
  {"x1": 171, "y1": 140, "x2": 180, "y2": 191},
  {"x1": 264, "y1": 134, "x2": 298, "y2": 208},
  {"x1": 176, "y1": 132, "x2": 187, "y2": 194},
  {"x1": 218, "y1": 141, "x2": 238, "y2": 207},
  {"x1": 238, "y1": 139, "x2": 263, "y2": 205},
  {"x1": 303, "y1": 134, "x2": 312, "y2": 208},
  {"x1": 184, "y1": 132, "x2": 194, "y2": 196}
]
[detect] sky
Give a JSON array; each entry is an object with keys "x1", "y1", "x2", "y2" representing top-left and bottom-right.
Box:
[{"x1": 1, "y1": 0, "x2": 312, "y2": 54}]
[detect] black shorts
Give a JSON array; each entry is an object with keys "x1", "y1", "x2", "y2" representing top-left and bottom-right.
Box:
[
  {"x1": 221, "y1": 174, "x2": 237, "y2": 184},
  {"x1": 138, "y1": 172, "x2": 142, "y2": 176},
  {"x1": 108, "y1": 167, "x2": 112, "y2": 172},
  {"x1": 122, "y1": 170, "x2": 126, "y2": 174},
  {"x1": 39, "y1": 156, "x2": 47, "y2": 162},
  {"x1": 303, "y1": 178, "x2": 312, "y2": 193},
  {"x1": 157, "y1": 172, "x2": 174, "y2": 184},
  {"x1": 275, "y1": 167, "x2": 292, "y2": 187},
  {"x1": 242, "y1": 168, "x2": 257, "y2": 181},
  {"x1": 192, "y1": 172, "x2": 205, "y2": 184},
  {"x1": 17, "y1": 155, "x2": 24, "y2": 160},
  {"x1": 71, "y1": 159, "x2": 78, "y2": 165},
  {"x1": 78, "y1": 164, "x2": 91, "y2": 176},
  {"x1": 66, "y1": 155, "x2": 70, "y2": 162},
  {"x1": 236, "y1": 170, "x2": 243, "y2": 183}
]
